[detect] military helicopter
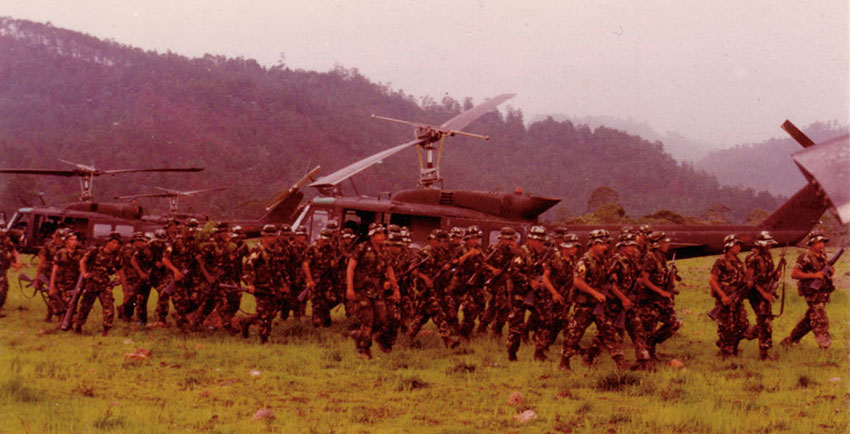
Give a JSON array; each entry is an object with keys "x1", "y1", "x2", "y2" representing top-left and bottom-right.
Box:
[
  {"x1": 0, "y1": 160, "x2": 205, "y2": 252},
  {"x1": 282, "y1": 95, "x2": 837, "y2": 257},
  {"x1": 115, "y1": 186, "x2": 228, "y2": 217}
]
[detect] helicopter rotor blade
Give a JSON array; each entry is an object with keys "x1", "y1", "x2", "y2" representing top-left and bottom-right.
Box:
[
  {"x1": 441, "y1": 93, "x2": 515, "y2": 131},
  {"x1": 0, "y1": 169, "x2": 77, "y2": 177},
  {"x1": 308, "y1": 138, "x2": 425, "y2": 188},
  {"x1": 101, "y1": 167, "x2": 204, "y2": 175}
]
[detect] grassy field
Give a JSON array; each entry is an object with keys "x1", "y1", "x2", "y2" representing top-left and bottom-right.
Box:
[{"x1": 1, "y1": 249, "x2": 848, "y2": 433}]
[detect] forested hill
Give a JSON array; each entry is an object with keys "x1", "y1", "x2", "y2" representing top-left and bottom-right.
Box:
[
  {"x1": 0, "y1": 18, "x2": 783, "y2": 223},
  {"x1": 696, "y1": 121, "x2": 848, "y2": 197}
]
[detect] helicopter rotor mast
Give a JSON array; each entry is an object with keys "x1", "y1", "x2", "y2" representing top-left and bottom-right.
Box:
[
  {"x1": 308, "y1": 93, "x2": 514, "y2": 192},
  {"x1": 371, "y1": 114, "x2": 491, "y2": 188}
]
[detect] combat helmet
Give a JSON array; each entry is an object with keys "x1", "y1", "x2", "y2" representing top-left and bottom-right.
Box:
[{"x1": 754, "y1": 230, "x2": 778, "y2": 248}]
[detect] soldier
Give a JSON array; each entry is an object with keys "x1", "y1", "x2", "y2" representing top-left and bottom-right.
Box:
[
  {"x1": 218, "y1": 225, "x2": 248, "y2": 332},
  {"x1": 74, "y1": 232, "x2": 125, "y2": 335},
  {"x1": 36, "y1": 228, "x2": 64, "y2": 321},
  {"x1": 709, "y1": 234, "x2": 750, "y2": 358},
  {"x1": 637, "y1": 231, "x2": 681, "y2": 360},
  {"x1": 192, "y1": 222, "x2": 232, "y2": 329},
  {"x1": 303, "y1": 228, "x2": 341, "y2": 328},
  {"x1": 477, "y1": 227, "x2": 517, "y2": 337},
  {"x1": 782, "y1": 230, "x2": 835, "y2": 349},
  {"x1": 382, "y1": 231, "x2": 407, "y2": 347},
  {"x1": 534, "y1": 236, "x2": 577, "y2": 360},
  {"x1": 241, "y1": 224, "x2": 283, "y2": 343},
  {"x1": 282, "y1": 225, "x2": 308, "y2": 321},
  {"x1": 744, "y1": 231, "x2": 781, "y2": 360},
  {"x1": 541, "y1": 234, "x2": 579, "y2": 348},
  {"x1": 147, "y1": 229, "x2": 171, "y2": 325},
  {"x1": 559, "y1": 229, "x2": 628, "y2": 370},
  {"x1": 0, "y1": 229, "x2": 23, "y2": 316},
  {"x1": 154, "y1": 219, "x2": 180, "y2": 324},
  {"x1": 586, "y1": 233, "x2": 649, "y2": 368},
  {"x1": 450, "y1": 225, "x2": 495, "y2": 340},
  {"x1": 161, "y1": 218, "x2": 201, "y2": 331},
  {"x1": 338, "y1": 228, "x2": 358, "y2": 319},
  {"x1": 506, "y1": 225, "x2": 549, "y2": 362},
  {"x1": 346, "y1": 223, "x2": 400, "y2": 359},
  {"x1": 129, "y1": 231, "x2": 161, "y2": 326},
  {"x1": 48, "y1": 232, "x2": 84, "y2": 322},
  {"x1": 117, "y1": 232, "x2": 149, "y2": 323},
  {"x1": 407, "y1": 229, "x2": 460, "y2": 348}
]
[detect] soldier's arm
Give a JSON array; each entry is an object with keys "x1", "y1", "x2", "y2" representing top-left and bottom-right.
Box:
[
  {"x1": 302, "y1": 260, "x2": 314, "y2": 287},
  {"x1": 49, "y1": 263, "x2": 59, "y2": 296},
  {"x1": 346, "y1": 257, "x2": 357, "y2": 300},
  {"x1": 791, "y1": 266, "x2": 823, "y2": 281},
  {"x1": 80, "y1": 252, "x2": 91, "y2": 279},
  {"x1": 117, "y1": 267, "x2": 128, "y2": 291},
  {"x1": 196, "y1": 252, "x2": 215, "y2": 284},
  {"x1": 387, "y1": 266, "x2": 400, "y2": 300},
  {"x1": 36, "y1": 250, "x2": 46, "y2": 277},
  {"x1": 609, "y1": 281, "x2": 632, "y2": 309},
  {"x1": 709, "y1": 273, "x2": 731, "y2": 305},
  {"x1": 573, "y1": 276, "x2": 605, "y2": 303},
  {"x1": 11, "y1": 248, "x2": 21, "y2": 270},
  {"x1": 130, "y1": 255, "x2": 147, "y2": 280},
  {"x1": 542, "y1": 268, "x2": 564, "y2": 303},
  {"x1": 639, "y1": 271, "x2": 671, "y2": 299},
  {"x1": 162, "y1": 254, "x2": 183, "y2": 280}
]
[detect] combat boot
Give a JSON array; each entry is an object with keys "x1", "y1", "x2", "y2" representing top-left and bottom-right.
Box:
[
  {"x1": 359, "y1": 347, "x2": 373, "y2": 360},
  {"x1": 241, "y1": 320, "x2": 251, "y2": 339},
  {"x1": 558, "y1": 356, "x2": 571, "y2": 371},
  {"x1": 613, "y1": 355, "x2": 630, "y2": 370},
  {"x1": 259, "y1": 335, "x2": 268, "y2": 344},
  {"x1": 758, "y1": 348, "x2": 770, "y2": 361},
  {"x1": 508, "y1": 351, "x2": 518, "y2": 362},
  {"x1": 533, "y1": 349, "x2": 548, "y2": 362}
]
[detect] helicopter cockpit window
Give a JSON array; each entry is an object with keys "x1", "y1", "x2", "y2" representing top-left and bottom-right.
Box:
[
  {"x1": 92, "y1": 223, "x2": 112, "y2": 239},
  {"x1": 308, "y1": 210, "x2": 328, "y2": 242},
  {"x1": 115, "y1": 225, "x2": 134, "y2": 238}
]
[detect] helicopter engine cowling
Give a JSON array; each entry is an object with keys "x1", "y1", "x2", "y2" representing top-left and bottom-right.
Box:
[
  {"x1": 65, "y1": 202, "x2": 144, "y2": 220},
  {"x1": 392, "y1": 189, "x2": 560, "y2": 221}
]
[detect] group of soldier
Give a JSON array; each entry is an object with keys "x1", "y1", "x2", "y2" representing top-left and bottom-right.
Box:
[{"x1": 0, "y1": 218, "x2": 839, "y2": 370}]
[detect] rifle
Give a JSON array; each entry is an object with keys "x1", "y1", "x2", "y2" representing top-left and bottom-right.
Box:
[
  {"x1": 157, "y1": 268, "x2": 189, "y2": 296},
  {"x1": 466, "y1": 247, "x2": 498, "y2": 286},
  {"x1": 664, "y1": 252, "x2": 681, "y2": 295},
  {"x1": 520, "y1": 249, "x2": 554, "y2": 309},
  {"x1": 400, "y1": 256, "x2": 429, "y2": 278},
  {"x1": 222, "y1": 283, "x2": 276, "y2": 298},
  {"x1": 803, "y1": 247, "x2": 845, "y2": 294},
  {"x1": 706, "y1": 282, "x2": 748, "y2": 321},
  {"x1": 299, "y1": 258, "x2": 340, "y2": 302},
  {"x1": 60, "y1": 274, "x2": 86, "y2": 331},
  {"x1": 771, "y1": 244, "x2": 788, "y2": 317},
  {"x1": 18, "y1": 272, "x2": 50, "y2": 297}
]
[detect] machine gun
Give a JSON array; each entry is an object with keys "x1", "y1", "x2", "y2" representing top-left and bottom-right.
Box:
[
  {"x1": 771, "y1": 244, "x2": 788, "y2": 317},
  {"x1": 707, "y1": 281, "x2": 749, "y2": 321},
  {"x1": 18, "y1": 272, "x2": 49, "y2": 297},
  {"x1": 298, "y1": 255, "x2": 341, "y2": 302},
  {"x1": 222, "y1": 283, "x2": 277, "y2": 298},
  {"x1": 801, "y1": 247, "x2": 845, "y2": 295}
]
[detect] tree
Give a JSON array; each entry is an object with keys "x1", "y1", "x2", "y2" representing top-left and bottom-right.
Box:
[{"x1": 586, "y1": 186, "x2": 621, "y2": 213}]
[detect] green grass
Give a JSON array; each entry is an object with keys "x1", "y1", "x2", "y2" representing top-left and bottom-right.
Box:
[{"x1": 1, "y1": 248, "x2": 848, "y2": 433}]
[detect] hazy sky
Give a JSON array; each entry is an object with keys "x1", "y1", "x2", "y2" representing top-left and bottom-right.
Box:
[{"x1": 3, "y1": 0, "x2": 848, "y2": 146}]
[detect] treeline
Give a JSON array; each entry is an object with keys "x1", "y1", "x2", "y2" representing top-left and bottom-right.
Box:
[{"x1": 0, "y1": 17, "x2": 784, "y2": 223}]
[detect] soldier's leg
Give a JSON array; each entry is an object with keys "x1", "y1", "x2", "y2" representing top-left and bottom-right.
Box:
[
  {"x1": 170, "y1": 285, "x2": 193, "y2": 331},
  {"x1": 406, "y1": 298, "x2": 432, "y2": 339},
  {"x1": 354, "y1": 296, "x2": 375, "y2": 358},
  {"x1": 154, "y1": 280, "x2": 172, "y2": 324},
  {"x1": 99, "y1": 288, "x2": 115, "y2": 334},
  {"x1": 378, "y1": 299, "x2": 401, "y2": 348},
  {"x1": 533, "y1": 303, "x2": 554, "y2": 360},
  {"x1": 0, "y1": 273, "x2": 8, "y2": 309},
  {"x1": 74, "y1": 288, "x2": 99, "y2": 332},
  {"x1": 715, "y1": 303, "x2": 738, "y2": 357},
  {"x1": 559, "y1": 305, "x2": 595, "y2": 369},
  {"x1": 786, "y1": 305, "x2": 813, "y2": 344},
  {"x1": 752, "y1": 299, "x2": 773, "y2": 359},
  {"x1": 374, "y1": 299, "x2": 395, "y2": 351},
  {"x1": 506, "y1": 295, "x2": 527, "y2": 361},
  {"x1": 808, "y1": 302, "x2": 831, "y2": 348},
  {"x1": 118, "y1": 279, "x2": 136, "y2": 321},
  {"x1": 651, "y1": 305, "x2": 681, "y2": 347},
  {"x1": 221, "y1": 290, "x2": 242, "y2": 330},
  {"x1": 626, "y1": 309, "x2": 650, "y2": 364},
  {"x1": 593, "y1": 311, "x2": 628, "y2": 369},
  {"x1": 459, "y1": 298, "x2": 482, "y2": 339},
  {"x1": 429, "y1": 297, "x2": 460, "y2": 348},
  {"x1": 134, "y1": 282, "x2": 152, "y2": 325},
  {"x1": 311, "y1": 293, "x2": 329, "y2": 328},
  {"x1": 477, "y1": 289, "x2": 496, "y2": 334},
  {"x1": 256, "y1": 296, "x2": 277, "y2": 344}
]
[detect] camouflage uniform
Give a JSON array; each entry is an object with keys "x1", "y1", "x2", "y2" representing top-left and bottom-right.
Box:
[
  {"x1": 130, "y1": 240, "x2": 158, "y2": 324},
  {"x1": 242, "y1": 242, "x2": 283, "y2": 343},
  {"x1": 560, "y1": 249, "x2": 625, "y2": 369},
  {"x1": 0, "y1": 236, "x2": 17, "y2": 309},
  {"x1": 477, "y1": 242, "x2": 515, "y2": 336},
  {"x1": 710, "y1": 252, "x2": 750, "y2": 356},
  {"x1": 533, "y1": 248, "x2": 574, "y2": 356},
  {"x1": 282, "y1": 236, "x2": 308, "y2": 321},
  {"x1": 191, "y1": 234, "x2": 233, "y2": 328},
  {"x1": 304, "y1": 237, "x2": 341, "y2": 327},
  {"x1": 787, "y1": 249, "x2": 832, "y2": 348},
  {"x1": 51, "y1": 246, "x2": 84, "y2": 317},
  {"x1": 74, "y1": 244, "x2": 123, "y2": 333},
  {"x1": 349, "y1": 238, "x2": 393, "y2": 355},
  {"x1": 637, "y1": 248, "x2": 681, "y2": 357},
  {"x1": 745, "y1": 248, "x2": 777, "y2": 356},
  {"x1": 451, "y1": 242, "x2": 488, "y2": 339},
  {"x1": 161, "y1": 234, "x2": 200, "y2": 330},
  {"x1": 407, "y1": 242, "x2": 459, "y2": 347},
  {"x1": 218, "y1": 235, "x2": 248, "y2": 330},
  {"x1": 148, "y1": 234, "x2": 170, "y2": 323},
  {"x1": 117, "y1": 240, "x2": 143, "y2": 321},
  {"x1": 506, "y1": 243, "x2": 546, "y2": 360},
  {"x1": 37, "y1": 236, "x2": 63, "y2": 318}
]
